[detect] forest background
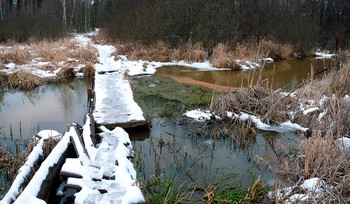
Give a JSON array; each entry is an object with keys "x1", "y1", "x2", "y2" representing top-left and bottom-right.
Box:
[{"x1": 0, "y1": 0, "x2": 349, "y2": 55}]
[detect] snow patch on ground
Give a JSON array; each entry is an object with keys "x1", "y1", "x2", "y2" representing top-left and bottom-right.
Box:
[
  {"x1": 184, "y1": 109, "x2": 308, "y2": 133},
  {"x1": 269, "y1": 178, "x2": 331, "y2": 203},
  {"x1": 184, "y1": 109, "x2": 213, "y2": 122},
  {"x1": 338, "y1": 137, "x2": 350, "y2": 150},
  {"x1": 315, "y1": 52, "x2": 335, "y2": 59}
]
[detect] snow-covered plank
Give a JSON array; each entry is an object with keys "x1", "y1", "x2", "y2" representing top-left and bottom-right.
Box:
[
  {"x1": 93, "y1": 72, "x2": 146, "y2": 128},
  {"x1": 0, "y1": 131, "x2": 62, "y2": 204},
  {"x1": 12, "y1": 132, "x2": 71, "y2": 204}
]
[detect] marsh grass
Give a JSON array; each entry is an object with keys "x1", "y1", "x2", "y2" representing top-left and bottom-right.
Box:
[
  {"x1": 172, "y1": 41, "x2": 206, "y2": 63},
  {"x1": 139, "y1": 160, "x2": 269, "y2": 203},
  {"x1": 0, "y1": 37, "x2": 98, "y2": 90},
  {"x1": 133, "y1": 131, "x2": 269, "y2": 203},
  {"x1": 82, "y1": 63, "x2": 95, "y2": 78},
  {"x1": 0, "y1": 146, "x2": 27, "y2": 182},
  {"x1": 292, "y1": 62, "x2": 350, "y2": 136},
  {"x1": 261, "y1": 40, "x2": 293, "y2": 60},
  {"x1": 210, "y1": 43, "x2": 242, "y2": 69},
  {"x1": 210, "y1": 84, "x2": 299, "y2": 125},
  {"x1": 0, "y1": 46, "x2": 31, "y2": 65},
  {"x1": 6, "y1": 70, "x2": 42, "y2": 89},
  {"x1": 0, "y1": 135, "x2": 59, "y2": 199}
]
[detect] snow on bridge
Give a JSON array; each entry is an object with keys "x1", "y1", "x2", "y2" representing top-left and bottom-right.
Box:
[{"x1": 91, "y1": 42, "x2": 147, "y2": 129}]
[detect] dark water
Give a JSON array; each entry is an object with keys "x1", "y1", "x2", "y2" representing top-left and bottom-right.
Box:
[
  {"x1": 0, "y1": 79, "x2": 90, "y2": 196},
  {"x1": 155, "y1": 58, "x2": 343, "y2": 90},
  {"x1": 131, "y1": 117, "x2": 299, "y2": 188},
  {"x1": 1, "y1": 57, "x2": 343, "y2": 197},
  {"x1": 0, "y1": 79, "x2": 90, "y2": 153}
]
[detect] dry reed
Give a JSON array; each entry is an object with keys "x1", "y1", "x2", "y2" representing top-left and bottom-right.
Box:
[
  {"x1": 293, "y1": 63, "x2": 350, "y2": 136},
  {"x1": 261, "y1": 40, "x2": 293, "y2": 60},
  {"x1": 82, "y1": 63, "x2": 95, "y2": 78},
  {"x1": 210, "y1": 43, "x2": 242, "y2": 69},
  {"x1": 0, "y1": 46, "x2": 31, "y2": 65},
  {"x1": 6, "y1": 70, "x2": 42, "y2": 89},
  {"x1": 277, "y1": 130, "x2": 350, "y2": 202},
  {"x1": 69, "y1": 46, "x2": 98, "y2": 63},
  {"x1": 171, "y1": 41, "x2": 206, "y2": 63},
  {"x1": 211, "y1": 84, "x2": 299, "y2": 124}
]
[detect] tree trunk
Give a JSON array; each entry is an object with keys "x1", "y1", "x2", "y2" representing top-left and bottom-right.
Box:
[
  {"x1": 62, "y1": 0, "x2": 67, "y2": 33},
  {"x1": 69, "y1": 0, "x2": 76, "y2": 31},
  {"x1": 0, "y1": 0, "x2": 3, "y2": 22}
]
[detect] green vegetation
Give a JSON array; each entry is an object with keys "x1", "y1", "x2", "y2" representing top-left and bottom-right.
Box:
[
  {"x1": 133, "y1": 138, "x2": 269, "y2": 203},
  {"x1": 132, "y1": 75, "x2": 212, "y2": 117}
]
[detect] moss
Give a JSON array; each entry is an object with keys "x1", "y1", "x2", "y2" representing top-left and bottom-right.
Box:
[{"x1": 132, "y1": 76, "x2": 213, "y2": 117}]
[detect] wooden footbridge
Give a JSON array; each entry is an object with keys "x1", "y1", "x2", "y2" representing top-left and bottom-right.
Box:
[{"x1": 1, "y1": 39, "x2": 148, "y2": 204}]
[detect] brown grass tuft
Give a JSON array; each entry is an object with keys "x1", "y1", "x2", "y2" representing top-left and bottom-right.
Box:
[
  {"x1": 146, "y1": 41, "x2": 172, "y2": 62},
  {"x1": 278, "y1": 131, "x2": 350, "y2": 202},
  {"x1": 233, "y1": 42, "x2": 257, "y2": 60},
  {"x1": 211, "y1": 84, "x2": 299, "y2": 124},
  {"x1": 6, "y1": 70, "x2": 42, "y2": 89},
  {"x1": 293, "y1": 63, "x2": 350, "y2": 136},
  {"x1": 82, "y1": 63, "x2": 95, "y2": 78},
  {"x1": 57, "y1": 67, "x2": 76, "y2": 79},
  {"x1": 0, "y1": 61, "x2": 5, "y2": 69},
  {"x1": 0, "y1": 46, "x2": 31, "y2": 65},
  {"x1": 210, "y1": 43, "x2": 241, "y2": 69},
  {"x1": 69, "y1": 46, "x2": 98, "y2": 63},
  {"x1": 172, "y1": 41, "x2": 206, "y2": 63},
  {"x1": 261, "y1": 40, "x2": 293, "y2": 60},
  {"x1": 94, "y1": 29, "x2": 109, "y2": 43}
]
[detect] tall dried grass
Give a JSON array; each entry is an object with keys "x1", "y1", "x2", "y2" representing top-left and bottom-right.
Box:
[
  {"x1": 278, "y1": 130, "x2": 350, "y2": 202},
  {"x1": 211, "y1": 84, "x2": 299, "y2": 124},
  {"x1": 210, "y1": 43, "x2": 241, "y2": 69},
  {"x1": 293, "y1": 63, "x2": 350, "y2": 136},
  {"x1": 171, "y1": 41, "x2": 206, "y2": 63},
  {"x1": 6, "y1": 70, "x2": 42, "y2": 89},
  {"x1": 82, "y1": 63, "x2": 95, "y2": 78},
  {"x1": 0, "y1": 46, "x2": 31, "y2": 65},
  {"x1": 261, "y1": 40, "x2": 293, "y2": 60},
  {"x1": 0, "y1": 62, "x2": 5, "y2": 69},
  {"x1": 69, "y1": 46, "x2": 98, "y2": 63},
  {"x1": 114, "y1": 40, "x2": 206, "y2": 63}
]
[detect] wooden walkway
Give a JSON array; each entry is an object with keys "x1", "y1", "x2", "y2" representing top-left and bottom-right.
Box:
[
  {"x1": 92, "y1": 44, "x2": 148, "y2": 129},
  {"x1": 1, "y1": 114, "x2": 145, "y2": 203},
  {"x1": 1, "y1": 34, "x2": 146, "y2": 204}
]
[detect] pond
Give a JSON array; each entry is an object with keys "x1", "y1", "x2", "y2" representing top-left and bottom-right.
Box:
[
  {"x1": 0, "y1": 79, "x2": 90, "y2": 195},
  {"x1": 130, "y1": 74, "x2": 301, "y2": 193},
  {"x1": 155, "y1": 58, "x2": 342, "y2": 90},
  {"x1": 0, "y1": 57, "x2": 343, "y2": 198}
]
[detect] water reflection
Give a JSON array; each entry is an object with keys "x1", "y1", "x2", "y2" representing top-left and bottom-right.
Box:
[
  {"x1": 156, "y1": 58, "x2": 343, "y2": 90},
  {"x1": 0, "y1": 79, "x2": 89, "y2": 153},
  {"x1": 132, "y1": 118, "x2": 299, "y2": 188}
]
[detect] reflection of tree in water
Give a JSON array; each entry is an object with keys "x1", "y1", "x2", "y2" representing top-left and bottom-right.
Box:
[
  {"x1": 57, "y1": 79, "x2": 89, "y2": 120},
  {"x1": 0, "y1": 91, "x2": 3, "y2": 111},
  {"x1": 22, "y1": 86, "x2": 43, "y2": 105}
]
